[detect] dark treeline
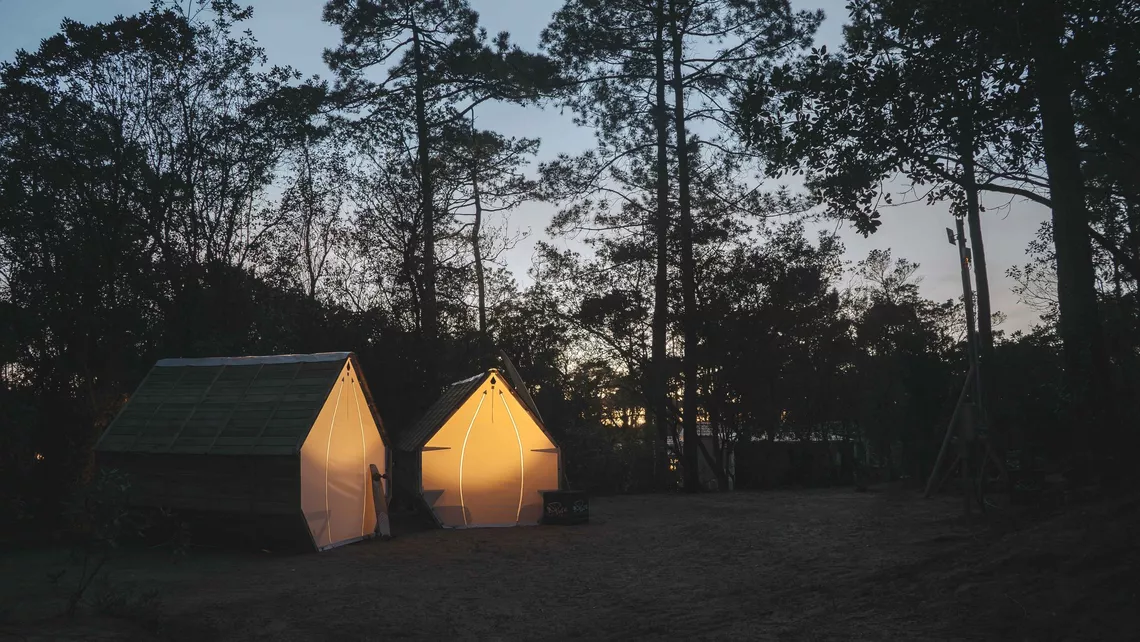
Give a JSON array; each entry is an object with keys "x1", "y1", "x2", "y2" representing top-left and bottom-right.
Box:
[{"x1": 2, "y1": 0, "x2": 1137, "y2": 537}]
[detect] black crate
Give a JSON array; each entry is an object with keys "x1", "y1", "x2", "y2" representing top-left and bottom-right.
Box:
[{"x1": 540, "y1": 490, "x2": 589, "y2": 525}]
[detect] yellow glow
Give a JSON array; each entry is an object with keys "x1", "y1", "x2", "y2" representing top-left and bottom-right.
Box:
[
  {"x1": 322, "y1": 377, "x2": 346, "y2": 545},
  {"x1": 34, "y1": 452, "x2": 44, "y2": 461},
  {"x1": 352, "y1": 374, "x2": 367, "y2": 538},
  {"x1": 423, "y1": 371, "x2": 559, "y2": 527},
  {"x1": 457, "y1": 391, "x2": 488, "y2": 527},
  {"x1": 601, "y1": 406, "x2": 647, "y2": 429},
  {"x1": 299, "y1": 361, "x2": 386, "y2": 550},
  {"x1": 498, "y1": 391, "x2": 526, "y2": 523}
]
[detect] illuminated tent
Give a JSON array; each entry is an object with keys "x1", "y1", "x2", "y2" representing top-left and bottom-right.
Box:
[
  {"x1": 95, "y1": 352, "x2": 389, "y2": 551},
  {"x1": 395, "y1": 368, "x2": 561, "y2": 528}
]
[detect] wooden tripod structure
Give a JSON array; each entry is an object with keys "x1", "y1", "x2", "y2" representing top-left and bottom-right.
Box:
[{"x1": 924, "y1": 218, "x2": 1008, "y2": 515}]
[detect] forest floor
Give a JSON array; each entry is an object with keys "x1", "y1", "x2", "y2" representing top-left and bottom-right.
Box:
[{"x1": 2, "y1": 484, "x2": 1138, "y2": 641}]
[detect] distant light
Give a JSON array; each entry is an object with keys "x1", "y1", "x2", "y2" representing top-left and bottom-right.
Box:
[{"x1": 34, "y1": 452, "x2": 44, "y2": 461}]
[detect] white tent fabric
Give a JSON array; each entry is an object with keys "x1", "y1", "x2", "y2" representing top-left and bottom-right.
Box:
[
  {"x1": 300, "y1": 361, "x2": 387, "y2": 549},
  {"x1": 420, "y1": 373, "x2": 559, "y2": 527}
]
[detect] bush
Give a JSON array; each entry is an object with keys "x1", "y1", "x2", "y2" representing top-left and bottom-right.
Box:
[
  {"x1": 92, "y1": 577, "x2": 163, "y2": 633},
  {"x1": 59, "y1": 468, "x2": 149, "y2": 616},
  {"x1": 560, "y1": 423, "x2": 659, "y2": 495}
]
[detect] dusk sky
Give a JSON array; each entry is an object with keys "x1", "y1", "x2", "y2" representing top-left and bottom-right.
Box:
[{"x1": 0, "y1": 0, "x2": 1053, "y2": 331}]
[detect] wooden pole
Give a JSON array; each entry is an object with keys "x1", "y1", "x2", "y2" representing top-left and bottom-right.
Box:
[
  {"x1": 956, "y1": 218, "x2": 989, "y2": 516},
  {"x1": 962, "y1": 444, "x2": 972, "y2": 516},
  {"x1": 956, "y1": 217, "x2": 993, "y2": 439},
  {"x1": 925, "y1": 365, "x2": 974, "y2": 497},
  {"x1": 975, "y1": 441, "x2": 989, "y2": 513},
  {"x1": 955, "y1": 218, "x2": 983, "y2": 398},
  {"x1": 370, "y1": 464, "x2": 391, "y2": 539},
  {"x1": 941, "y1": 219, "x2": 996, "y2": 516},
  {"x1": 933, "y1": 452, "x2": 963, "y2": 496}
]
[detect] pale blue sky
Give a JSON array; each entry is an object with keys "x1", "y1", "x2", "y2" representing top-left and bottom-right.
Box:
[{"x1": 0, "y1": 0, "x2": 1051, "y2": 331}]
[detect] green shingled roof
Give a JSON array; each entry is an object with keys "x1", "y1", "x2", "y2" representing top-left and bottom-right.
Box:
[
  {"x1": 395, "y1": 372, "x2": 487, "y2": 452},
  {"x1": 96, "y1": 353, "x2": 366, "y2": 456}
]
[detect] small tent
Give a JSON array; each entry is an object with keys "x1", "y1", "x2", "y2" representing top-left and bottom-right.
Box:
[
  {"x1": 395, "y1": 368, "x2": 560, "y2": 528},
  {"x1": 95, "y1": 352, "x2": 389, "y2": 551}
]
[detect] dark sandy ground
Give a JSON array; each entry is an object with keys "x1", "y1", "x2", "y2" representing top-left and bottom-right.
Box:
[{"x1": 1, "y1": 485, "x2": 1137, "y2": 641}]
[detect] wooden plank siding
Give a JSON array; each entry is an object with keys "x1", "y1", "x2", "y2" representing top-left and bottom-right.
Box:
[{"x1": 100, "y1": 453, "x2": 300, "y2": 516}]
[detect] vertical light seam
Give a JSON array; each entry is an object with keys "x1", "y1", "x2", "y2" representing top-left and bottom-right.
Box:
[
  {"x1": 323, "y1": 369, "x2": 346, "y2": 547},
  {"x1": 352, "y1": 373, "x2": 368, "y2": 537},
  {"x1": 458, "y1": 391, "x2": 487, "y2": 527},
  {"x1": 499, "y1": 391, "x2": 525, "y2": 523}
]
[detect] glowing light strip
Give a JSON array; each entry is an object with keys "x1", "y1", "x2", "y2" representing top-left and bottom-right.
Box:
[
  {"x1": 323, "y1": 370, "x2": 346, "y2": 547},
  {"x1": 352, "y1": 374, "x2": 368, "y2": 538},
  {"x1": 499, "y1": 391, "x2": 525, "y2": 524},
  {"x1": 457, "y1": 391, "x2": 487, "y2": 527}
]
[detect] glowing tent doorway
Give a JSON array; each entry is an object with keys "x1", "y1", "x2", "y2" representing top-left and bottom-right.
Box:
[
  {"x1": 95, "y1": 353, "x2": 390, "y2": 552},
  {"x1": 396, "y1": 368, "x2": 561, "y2": 528}
]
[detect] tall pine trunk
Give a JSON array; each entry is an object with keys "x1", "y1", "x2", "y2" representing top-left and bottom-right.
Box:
[
  {"x1": 471, "y1": 137, "x2": 489, "y2": 367},
  {"x1": 960, "y1": 50, "x2": 995, "y2": 438},
  {"x1": 669, "y1": 0, "x2": 700, "y2": 493},
  {"x1": 1028, "y1": 1, "x2": 1110, "y2": 453},
  {"x1": 413, "y1": 27, "x2": 439, "y2": 381},
  {"x1": 651, "y1": 0, "x2": 672, "y2": 488}
]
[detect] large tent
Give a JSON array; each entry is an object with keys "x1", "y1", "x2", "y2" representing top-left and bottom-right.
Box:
[
  {"x1": 95, "y1": 352, "x2": 389, "y2": 551},
  {"x1": 395, "y1": 368, "x2": 561, "y2": 528}
]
